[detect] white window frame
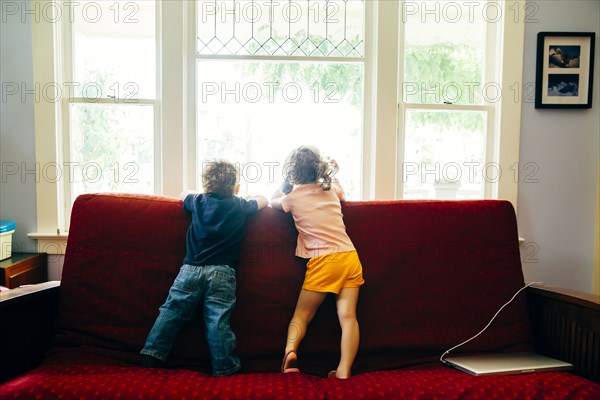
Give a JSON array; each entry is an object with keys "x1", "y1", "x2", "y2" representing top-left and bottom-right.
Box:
[{"x1": 30, "y1": 0, "x2": 525, "y2": 254}]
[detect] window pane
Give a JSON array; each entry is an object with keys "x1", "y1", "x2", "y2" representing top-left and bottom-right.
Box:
[
  {"x1": 197, "y1": 0, "x2": 364, "y2": 57},
  {"x1": 403, "y1": 0, "x2": 488, "y2": 104},
  {"x1": 71, "y1": 0, "x2": 155, "y2": 99},
  {"x1": 402, "y1": 110, "x2": 487, "y2": 200},
  {"x1": 197, "y1": 60, "x2": 363, "y2": 199},
  {"x1": 69, "y1": 104, "x2": 154, "y2": 199}
]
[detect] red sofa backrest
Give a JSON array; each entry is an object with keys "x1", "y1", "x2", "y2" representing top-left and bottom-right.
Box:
[{"x1": 55, "y1": 194, "x2": 533, "y2": 375}]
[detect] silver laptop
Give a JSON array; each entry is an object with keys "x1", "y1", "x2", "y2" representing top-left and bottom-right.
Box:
[{"x1": 443, "y1": 352, "x2": 573, "y2": 376}]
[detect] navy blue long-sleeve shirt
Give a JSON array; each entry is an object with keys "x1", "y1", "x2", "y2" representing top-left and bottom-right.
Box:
[{"x1": 183, "y1": 193, "x2": 258, "y2": 269}]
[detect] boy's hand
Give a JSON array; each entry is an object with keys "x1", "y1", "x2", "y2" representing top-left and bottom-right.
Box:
[
  {"x1": 248, "y1": 195, "x2": 268, "y2": 210},
  {"x1": 179, "y1": 190, "x2": 196, "y2": 201}
]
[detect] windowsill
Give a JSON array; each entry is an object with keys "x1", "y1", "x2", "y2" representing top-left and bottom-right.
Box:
[
  {"x1": 27, "y1": 232, "x2": 69, "y2": 240},
  {"x1": 27, "y1": 233, "x2": 68, "y2": 255}
]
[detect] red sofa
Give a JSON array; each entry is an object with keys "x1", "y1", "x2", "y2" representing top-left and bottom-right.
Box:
[{"x1": 1, "y1": 193, "x2": 599, "y2": 399}]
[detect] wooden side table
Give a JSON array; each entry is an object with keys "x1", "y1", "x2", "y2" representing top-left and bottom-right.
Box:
[{"x1": 0, "y1": 253, "x2": 48, "y2": 289}]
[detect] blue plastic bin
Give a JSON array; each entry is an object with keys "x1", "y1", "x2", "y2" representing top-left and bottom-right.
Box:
[{"x1": 0, "y1": 219, "x2": 16, "y2": 260}]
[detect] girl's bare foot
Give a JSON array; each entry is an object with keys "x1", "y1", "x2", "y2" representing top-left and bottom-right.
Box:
[
  {"x1": 328, "y1": 370, "x2": 351, "y2": 379},
  {"x1": 281, "y1": 351, "x2": 299, "y2": 373}
]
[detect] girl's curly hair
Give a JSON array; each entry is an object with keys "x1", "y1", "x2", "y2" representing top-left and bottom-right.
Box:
[
  {"x1": 284, "y1": 146, "x2": 332, "y2": 191},
  {"x1": 202, "y1": 160, "x2": 238, "y2": 197}
]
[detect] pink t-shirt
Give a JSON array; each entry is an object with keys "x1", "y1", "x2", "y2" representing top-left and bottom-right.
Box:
[{"x1": 280, "y1": 183, "x2": 356, "y2": 259}]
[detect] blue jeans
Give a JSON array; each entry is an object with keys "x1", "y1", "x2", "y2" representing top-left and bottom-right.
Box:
[{"x1": 141, "y1": 264, "x2": 241, "y2": 376}]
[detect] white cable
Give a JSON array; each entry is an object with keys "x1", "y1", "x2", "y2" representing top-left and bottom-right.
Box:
[{"x1": 440, "y1": 281, "x2": 543, "y2": 364}]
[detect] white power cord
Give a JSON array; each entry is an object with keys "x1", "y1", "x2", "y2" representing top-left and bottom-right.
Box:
[{"x1": 440, "y1": 281, "x2": 543, "y2": 364}]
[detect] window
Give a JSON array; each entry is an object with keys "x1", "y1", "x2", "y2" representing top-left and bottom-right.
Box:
[
  {"x1": 194, "y1": 0, "x2": 365, "y2": 199},
  {"x1": 31, "y1": 0, "x2": 524, "y2": 244},
  {"x1": 62, "y1": 0, "x2": 158, "y2": 220}
]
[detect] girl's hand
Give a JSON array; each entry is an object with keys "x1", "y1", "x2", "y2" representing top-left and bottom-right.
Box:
[
  {"x1": 280, "y1": 180, "x2": 293, "y2": 194},
  {"x1": 329, "y1": 159, "x2": 339, "y2": 175}
]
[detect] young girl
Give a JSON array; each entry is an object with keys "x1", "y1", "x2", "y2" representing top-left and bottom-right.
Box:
[{"x1": 271, "y1": 146, "x2": 365, "y2": 379}]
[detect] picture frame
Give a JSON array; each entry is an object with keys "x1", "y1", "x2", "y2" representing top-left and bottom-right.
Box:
[{"x1": 535, "y1": 32, "x2": 595, "y2": 109}]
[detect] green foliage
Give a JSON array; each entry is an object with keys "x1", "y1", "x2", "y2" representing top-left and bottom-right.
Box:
[
  {"x1": 241, "y1": 32, "x2": 363, "y2": 107},
  {"x1": 404, "y1": 43, "x2": 481, "y2": 98},
  {"x1": 241, "y1": 39, "x2": 484, "y2": 131},
  {"x1": 404, "y1": 43, "x2": 485, "y2": 132},
  {"x1": 244, "y1": 60, "x2": 363, "y2": 106},
  {"x1": 71, "y1": 70, "x2": 117, "y2": 191},
  {"x1": 71, "y1": 69, "x2": 152, "y2": 193}
]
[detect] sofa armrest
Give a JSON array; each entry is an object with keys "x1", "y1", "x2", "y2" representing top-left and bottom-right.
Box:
[
  {"x1": 0, "y1": 281, "x2": 60, "y2": 383},
  {"x1": 527, "y1": 285, "x2": 600, "y2": 383}
]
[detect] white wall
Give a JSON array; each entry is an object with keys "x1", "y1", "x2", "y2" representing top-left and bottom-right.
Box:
[
  {"x1": 518, "y1": 0, "x2": 600, "y2": 293},
  {"x1": 1, "y1": 1, "x2": 66, "y2": 281},
  {"x1": 0, "y1": 0, "x2": 39, "y2": 254}
]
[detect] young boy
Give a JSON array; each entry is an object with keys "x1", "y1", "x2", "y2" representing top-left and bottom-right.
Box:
[{"x1": 141, "y1": 160, "x2": 267, "y2": 376}]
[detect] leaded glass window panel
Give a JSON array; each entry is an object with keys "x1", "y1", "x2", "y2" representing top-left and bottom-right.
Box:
[{"x1": 197, "y1": 0, "x2": 364, "y2": 57}]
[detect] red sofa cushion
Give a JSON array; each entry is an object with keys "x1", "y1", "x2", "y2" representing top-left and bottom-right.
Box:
[
  {"x1": 0, "y1": 364, "x2": 325, "y2": 400},
  {"x1": 313, "y1": 368, "x2": 600, "y2": 400},
  {"x1": 2, "y1": 364, "x2": 598, "y2": 400}
]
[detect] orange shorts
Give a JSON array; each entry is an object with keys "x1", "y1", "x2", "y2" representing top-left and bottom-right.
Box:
[{"x1": 302, "y1": 250, "x2": 365, "y2": 294}]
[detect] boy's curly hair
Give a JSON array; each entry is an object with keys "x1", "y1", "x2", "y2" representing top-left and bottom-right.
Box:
[
  {"x1": 284, "y1": 146, "x2": 332, "y2": 191},
  {"x1": 202, "y1": 160, "x2": 238, "y2": 197}
]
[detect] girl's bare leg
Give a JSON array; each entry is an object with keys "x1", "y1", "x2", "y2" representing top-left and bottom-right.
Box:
[
  {"x1": 283, "y1": 289, "x2": 327, "y2": 369},
  {"x1": 334, "y1": 287, "x2": 360, "y2": 378}
]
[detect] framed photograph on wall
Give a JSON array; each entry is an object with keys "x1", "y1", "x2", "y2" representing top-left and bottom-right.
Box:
[{"x1": 535, "y1": 32, "x2": 595, "y2": 109}]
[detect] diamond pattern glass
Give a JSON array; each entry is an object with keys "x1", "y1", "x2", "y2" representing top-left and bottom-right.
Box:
[{"x1": 197, "y1": 0, "x2": 364, "y2": 57}]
